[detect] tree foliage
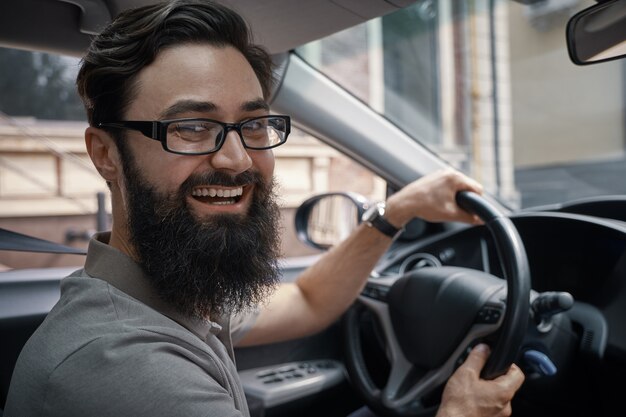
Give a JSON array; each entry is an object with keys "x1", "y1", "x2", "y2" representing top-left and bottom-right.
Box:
[{"x1": 0, "y1": 47, "x2": 85, "y2": 120}]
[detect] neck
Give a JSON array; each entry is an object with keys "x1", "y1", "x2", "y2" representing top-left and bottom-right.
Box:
[
  {"x1": 108, "y1": 223, "x2": 139, "y2": 262},
  {"x1": 108, "y1": 184, "x2": 140, "y2": 262}
]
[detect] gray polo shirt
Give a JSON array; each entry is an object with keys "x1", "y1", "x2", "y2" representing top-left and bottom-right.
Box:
[{"x1": 4, "y1": 233, "x2": 258, "y2": 417}]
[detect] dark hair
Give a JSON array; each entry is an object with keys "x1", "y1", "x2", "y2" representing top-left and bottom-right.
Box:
[{"x1": 76, "y1": 0, "x2": 274, "y2": 126}]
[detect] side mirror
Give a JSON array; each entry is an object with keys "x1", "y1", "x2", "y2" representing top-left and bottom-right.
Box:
[
  {"x1": 567, "y1": 0, "x2": 626, "y2": 65},
  {"x1": 294, "y1": 192, "x2": 368, "y2": 250}
]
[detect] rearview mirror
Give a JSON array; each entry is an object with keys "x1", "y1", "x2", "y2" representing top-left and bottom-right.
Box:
[
  {"x1": 294, "y1": 192, "x2": 368, "y2": 250},
  {"x1": 567, "y1": 0, "x2": 626, "y2": 65}
]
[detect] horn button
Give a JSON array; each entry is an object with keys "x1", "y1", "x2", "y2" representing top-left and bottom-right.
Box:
[{"x1": 387, "y1": 266, "x2": 505, "y2": 369}]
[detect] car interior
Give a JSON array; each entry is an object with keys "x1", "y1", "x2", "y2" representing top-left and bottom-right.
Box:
[{"x1": 2, "y1": 0, "x2": 626, "y2": 416}]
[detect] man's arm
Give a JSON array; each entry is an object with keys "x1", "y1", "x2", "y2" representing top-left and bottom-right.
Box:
[{"x1": 237, "y1": 168, "x2": 483, "y2": 346}]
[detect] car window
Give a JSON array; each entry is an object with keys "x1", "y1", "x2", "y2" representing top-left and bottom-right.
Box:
[
  {"x1": 297, "y1": 0, "x2": 626, "y2": 210},
  {"x1": 0, "y1": 46, "x2": 386, "y2": 270}
]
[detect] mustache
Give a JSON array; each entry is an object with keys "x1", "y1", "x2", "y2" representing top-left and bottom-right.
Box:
[{"x1": 179, "y1": 170, "x2": 265, "y2": 194}]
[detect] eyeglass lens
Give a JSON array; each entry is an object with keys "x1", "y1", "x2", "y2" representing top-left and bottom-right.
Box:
[{"x1": 166, "y1": 116, "x2": 287, "y2": 153}]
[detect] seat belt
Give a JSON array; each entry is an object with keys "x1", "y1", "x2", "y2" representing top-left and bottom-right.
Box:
[{"x1": 0, "y1": 228, "x2": 86, "y2": 255}]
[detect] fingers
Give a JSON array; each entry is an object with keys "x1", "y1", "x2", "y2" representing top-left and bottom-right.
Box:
[
  {"x1": 459, "y1": 173, "x2": 484, "y2": 195},
  {"x1": 496, "y1": 363, "x2": 525, "y2": 392},
  {"x1": 462, "y1": 344, "x2": 525, "y2": 390},
  {"x1": 499, "y1": 403, "x2": 513, "y2": 417},
  {"x1": 441, "y1": 169, "x2": 485, "y2": 224},
  {"x1": 442, "y1": 168, "x2": 483, "y2": 195},
  {"x1": 451, "y1": 208, "x2": 484, "y2": 226},
  {"x1": 442, "y1": 344, "x2": 524, "y2": 417},
  {"x1": 460, "y1": 343, "x2": 490, "y2": 375},
  {"x1": 386, "y1": 168, "x2": 485, "y2": 225}
]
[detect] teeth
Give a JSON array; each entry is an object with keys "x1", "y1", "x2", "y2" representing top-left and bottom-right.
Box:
[{"x1": 191, "y1": 186, "x2": 243, "y2": 198}]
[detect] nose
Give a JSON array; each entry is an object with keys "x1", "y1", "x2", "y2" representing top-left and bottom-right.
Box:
[{"x1": 209, "y1": 129, "x2": 253, "y2": 174}]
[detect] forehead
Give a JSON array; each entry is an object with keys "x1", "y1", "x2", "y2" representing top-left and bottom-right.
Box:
[{"x1": 129, "y1": 43, "x2": 264, "y2": 119}]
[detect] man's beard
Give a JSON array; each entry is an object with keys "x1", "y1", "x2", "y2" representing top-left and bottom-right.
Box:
[{"x1": 121, "y1": 156, "x2": 282, "y2": 319}]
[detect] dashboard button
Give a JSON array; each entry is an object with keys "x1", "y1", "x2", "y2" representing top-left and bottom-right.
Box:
[{"x1": 476, "y1": 306, "x2": 503, "y2": 324}]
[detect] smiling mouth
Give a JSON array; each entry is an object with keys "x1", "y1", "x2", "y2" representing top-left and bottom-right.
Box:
[{"x1": 191, "y1": 186, "x2": 245, "y2": 205}]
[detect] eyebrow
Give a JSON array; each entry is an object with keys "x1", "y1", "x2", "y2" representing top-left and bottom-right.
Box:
[
  {"x1": 242, "y1": 98, "x2": 270, "y2": 112},
  {"x1": 159, "y1": 100, "x2": 216, "y2": 119},
  {"x1": 159, "y1": 98, "x2": 269, "y2": 120}
]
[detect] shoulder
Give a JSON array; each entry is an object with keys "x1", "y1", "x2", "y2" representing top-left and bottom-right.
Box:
[
  {"x1": 46, "y1": 332, "x2": 241, "y2": 416},
  {"x1": 7, "y1": 275, "x2": 244, "y2": 417},
  {"x1": 10, "y1": 329, "x2": 243, "y2": 417}
]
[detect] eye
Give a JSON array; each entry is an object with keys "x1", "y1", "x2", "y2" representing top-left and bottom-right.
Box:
[
  {"x1": 167, "y1": 121, "x2": 221, "y2": 142},
  {"x1": 175, "y1": 122, "x2": 207, "y2": 134},
  {"x1": 243, "y1": 119, "x2": 267, "y2": 131}
]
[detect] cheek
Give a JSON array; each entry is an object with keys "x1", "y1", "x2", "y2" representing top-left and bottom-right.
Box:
[
  {"x1": 129, "y1": 143, "x2": 196, "y2": 192},
  {"x1": 251, "y1": 150, "x2": 275, "y2": 182}
]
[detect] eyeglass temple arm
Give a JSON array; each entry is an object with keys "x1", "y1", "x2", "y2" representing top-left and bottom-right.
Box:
[{"x1": 98, "y1": 121, "x2": 160, "y2": 140}]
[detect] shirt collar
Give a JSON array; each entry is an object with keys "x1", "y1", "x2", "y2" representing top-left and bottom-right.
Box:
[{"x1": 84, "y1": 232, "x2": 223, "y2": 340}]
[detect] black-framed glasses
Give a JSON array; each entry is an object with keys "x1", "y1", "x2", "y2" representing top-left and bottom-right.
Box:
[{"x1": 97, "y1": 115, "x2": 290, "y2": 155}]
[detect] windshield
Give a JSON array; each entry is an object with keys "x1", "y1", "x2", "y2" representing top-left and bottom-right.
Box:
[{"x1": 296, "y1": 0, "x2": 625, "y2": 210}]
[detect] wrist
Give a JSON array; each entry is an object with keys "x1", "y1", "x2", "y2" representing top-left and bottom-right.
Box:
[
  {"x1": 361, "y1": 201, "x2": 402, "y2": 238},
  {"x1": 383, "y1": 197, "x2": 410, "y2": 229}
]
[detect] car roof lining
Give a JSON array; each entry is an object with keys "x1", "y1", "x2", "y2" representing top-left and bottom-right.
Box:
[
  {"x1": 0, "y1": 0, "x2": 415, "y2": 57},
  {"x1": 0, "y1": 0, "x2": 92, "y2": 57}
]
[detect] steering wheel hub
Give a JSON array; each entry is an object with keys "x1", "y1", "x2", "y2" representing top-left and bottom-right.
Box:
[{"x1": 388, "y1": 267, "x2": 505, "y2": 369}]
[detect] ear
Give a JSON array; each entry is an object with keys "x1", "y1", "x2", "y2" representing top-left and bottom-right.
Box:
[{"x1": 85, "y1": 127, "x2": 122, "y2": 182}]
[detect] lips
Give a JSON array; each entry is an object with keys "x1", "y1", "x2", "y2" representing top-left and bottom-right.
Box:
[
  {"x1": 190, "y1": 186, "x2": 245, "y2": 205},
  {"x1": 184, "y1": 171, "x2": 262, "y2": 211}
]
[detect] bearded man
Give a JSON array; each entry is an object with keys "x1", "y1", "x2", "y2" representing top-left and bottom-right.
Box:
[{"x1": 4, "y1": 1, "x2": 524, "y2": 416}]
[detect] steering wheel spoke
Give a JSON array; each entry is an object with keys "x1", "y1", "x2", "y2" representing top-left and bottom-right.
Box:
[
  {"x1": 358, "y1": 293, "x2": 404, "y2": 368},
  {"x1": 358, "y1": 294, "x2": 430, "y2": 411},
  {"x1": 381, "y1": 354, "x2": 414, "y2": 407}
]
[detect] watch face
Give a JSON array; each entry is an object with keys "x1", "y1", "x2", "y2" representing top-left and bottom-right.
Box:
[{"x1": 362, "y1": 203, "x2": 383, "y2": 222}]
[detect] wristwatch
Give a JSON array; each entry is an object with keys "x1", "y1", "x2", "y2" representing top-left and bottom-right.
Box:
[{"x1": 361, "y1": 201, "x2": 401, "y2": 238}]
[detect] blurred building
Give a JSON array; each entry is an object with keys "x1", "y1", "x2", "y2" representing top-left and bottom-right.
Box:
[{"x1": 0, "y1": 117, "x2": 385, "y2": 269}]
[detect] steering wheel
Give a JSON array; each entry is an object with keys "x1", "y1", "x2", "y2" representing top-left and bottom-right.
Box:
[{"x1": 343, "y1": 191, "x2": 531, "y2": 416}]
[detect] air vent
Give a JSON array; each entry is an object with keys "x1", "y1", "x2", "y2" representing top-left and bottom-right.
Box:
[{"x1": 398, "y1": 252, "x2": 441, "y2": 274}]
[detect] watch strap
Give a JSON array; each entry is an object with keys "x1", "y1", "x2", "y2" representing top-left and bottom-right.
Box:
[
  {"x1": 369, "y1": 213, "x2": 400, "y2": 237},
  {"x1": 362, "y1": 202, "x2": 401, "y2": 238}
]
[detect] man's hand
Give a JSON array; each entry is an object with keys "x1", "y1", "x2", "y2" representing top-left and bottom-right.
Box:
[
  {"x1": 438, "y1": 344, "x2": 525, "y2": 417},
  {"x1": 384, "y1": 168, "x2": 484, "y2": 228}
]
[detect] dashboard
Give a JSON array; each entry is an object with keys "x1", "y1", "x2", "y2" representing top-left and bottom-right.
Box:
[{"x1": 373, "y1": 211, "x2": 626, "y2": 351}]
